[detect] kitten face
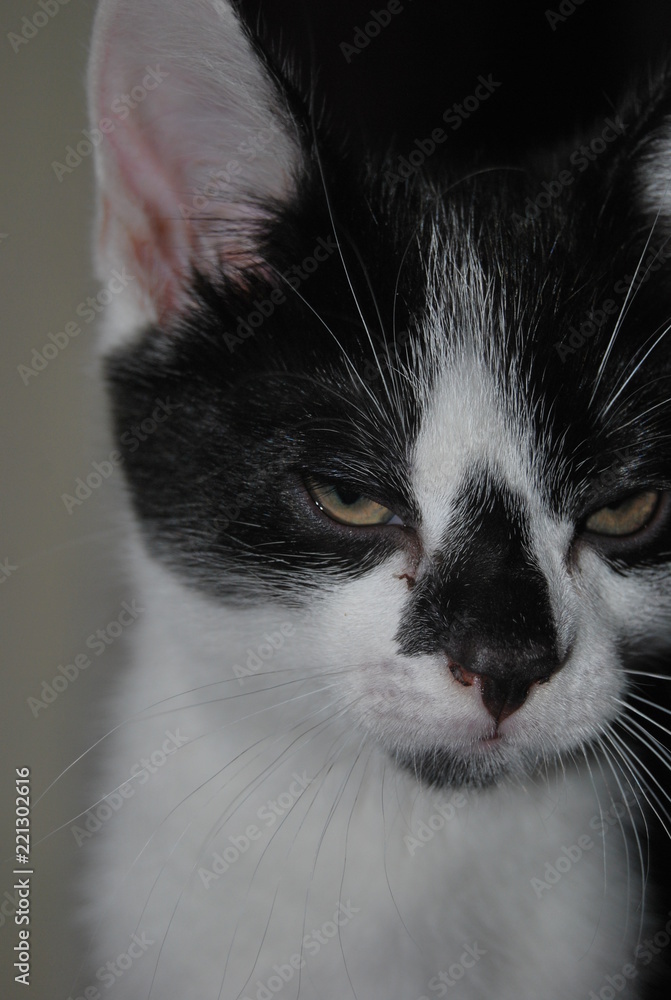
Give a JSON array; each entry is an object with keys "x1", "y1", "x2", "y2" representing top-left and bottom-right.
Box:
[
  {"x1": 93, "y1": 0, "x2": 671, "y2": 789},
  {"x1": 107, "y1": 189, "x2": 671, "y2": 790}
]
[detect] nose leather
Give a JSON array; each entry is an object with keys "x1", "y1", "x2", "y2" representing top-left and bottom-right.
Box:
[{"x1": 448, "y1": 651, "x2": 557, "y2": 721}]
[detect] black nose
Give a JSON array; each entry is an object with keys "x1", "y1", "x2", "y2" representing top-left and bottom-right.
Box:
[{"x1": 447, "y1": 643, "x2": 560, "y2": 722}]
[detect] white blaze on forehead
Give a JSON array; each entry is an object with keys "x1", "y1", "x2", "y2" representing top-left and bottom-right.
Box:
[
  {"x1": 408, "y1": 215, "x2": 544, "y2": 554},
  {"x1": 404, "y1": 224, "x2": 581, "y2": 650},
  {"x1": 410, "y1": 343, "x2": 579, "y2": 654},
  {"x1": 411, "y1": 349, "x2": 538, "y2": 553}
]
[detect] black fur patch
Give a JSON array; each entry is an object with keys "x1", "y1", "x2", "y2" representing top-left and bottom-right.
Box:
[
  {"x1": 395, "y1": 475, "x2": 560, "y2": 680},
  {"x1": 107, "y1": 138, "x2": 671, "y2": 604},
  {"x1": 105, "y1": 164, "x2": 433, "y2": 602},
  {"x1": 102, "y1": 52, "x2": 671, "y2": 997}
]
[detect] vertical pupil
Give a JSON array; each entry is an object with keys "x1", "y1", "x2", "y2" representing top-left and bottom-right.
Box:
[{"x1": 335, "y1": 487, "x2": 362, "y2": 506}]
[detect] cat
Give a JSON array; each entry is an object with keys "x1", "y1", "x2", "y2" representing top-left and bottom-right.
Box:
[{"x1": 78, "y1": 0, "x2": 671, "y2": 997}]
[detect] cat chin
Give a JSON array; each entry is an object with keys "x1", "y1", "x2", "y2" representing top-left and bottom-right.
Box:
[{"x1": 393, "y1": 738, "x2": 547, "y2": 789}]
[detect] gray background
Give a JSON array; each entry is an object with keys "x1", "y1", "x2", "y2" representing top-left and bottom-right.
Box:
[{"x1": 2, "y1": 1, "x2": 115, "y2": 996}]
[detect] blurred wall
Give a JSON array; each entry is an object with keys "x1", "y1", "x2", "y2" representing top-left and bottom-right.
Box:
[{"x1": 1, "y1": 1, "x2": 114, "y2": 997}]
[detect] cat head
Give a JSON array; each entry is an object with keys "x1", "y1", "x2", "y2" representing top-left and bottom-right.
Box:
[{"x1": 90, "y1": 0, "x2": 671, "y2": 786}]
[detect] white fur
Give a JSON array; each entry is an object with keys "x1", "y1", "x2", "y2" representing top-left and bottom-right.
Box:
[
  {"x1": 84, "y1": 554, "x2": 643, "y2": 1000},
  {"x1": 86, "y1": 552, "x2": 638, "y2": 1000},
  {"x1": 81, "y1": 3, "x2": 662, "y2": 997},
  {"x1": 81, "y1": 335, "x2": 654, "y2": 995}
]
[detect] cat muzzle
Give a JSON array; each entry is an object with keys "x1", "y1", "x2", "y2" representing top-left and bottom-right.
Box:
[{"x1": 448, "y1": 657, "x2": 556, "y2": 722}]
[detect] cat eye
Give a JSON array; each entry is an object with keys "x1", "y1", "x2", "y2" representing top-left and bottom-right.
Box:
[
  {"x1": 306, "y1": 480, "x2": 400, "y2": 526},
  {"x1": 584, "y1": 490, "x2": 660, "y2": 537}
]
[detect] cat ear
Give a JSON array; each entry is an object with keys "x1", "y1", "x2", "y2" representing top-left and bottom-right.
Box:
[
  {"x1": 629, "y1": 78, "x2": 671, "y2": 226},
  {"x1": 638, "y1": 128, "x2": 671, "y2": 223},
  {"x1": 88, "y1": 0, "x2": 303, "y2": 336}
]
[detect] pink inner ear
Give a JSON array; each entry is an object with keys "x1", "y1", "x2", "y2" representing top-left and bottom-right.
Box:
[
  {"x1": 92, "y1": 30, "x2": 195, "y2": 317},
  {"x1": 101, "y1": 123, "x2": 194, "y2": 319},
  {"x1": 90, "y1": 0, "x2": 302, "y2": 319},
  {"x1": 95, "y1": 69, "x2": 284, "y2": 314}
]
